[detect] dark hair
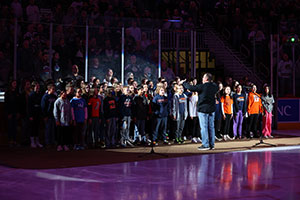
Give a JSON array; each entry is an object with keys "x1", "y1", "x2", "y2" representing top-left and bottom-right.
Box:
[
  {"x1": 47, "y1": 84, "x2": 55, "y2": 90},
  {"x1": 222, "y1": 85, "x2": 233, "y2": 99},
  {"x1": 263, "y1": 85, "x2": 272, "y2": 97},
  {"x1": 59, "y1": 89, "x2": 66, "y2": 97},
  {"x1": 31, "y1": 81, "x2": 39, "y2": 89},
  {"x1": 204, "y1": 73, "x2": 213, "y2": 82}
]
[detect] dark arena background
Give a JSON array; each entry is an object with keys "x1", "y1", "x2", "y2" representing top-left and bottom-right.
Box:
[{"x1": 0, "y1": 0, "x2": 300, "y2": 199}]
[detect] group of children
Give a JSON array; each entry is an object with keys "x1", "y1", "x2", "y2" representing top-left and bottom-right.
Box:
[{"x1": 4, "y1": 76, "x2": 275, "y2": 151}]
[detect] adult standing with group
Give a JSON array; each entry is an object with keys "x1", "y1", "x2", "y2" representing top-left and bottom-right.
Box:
[{"x1": 183, "y1": 73, "x2": 219, "y2": 150}]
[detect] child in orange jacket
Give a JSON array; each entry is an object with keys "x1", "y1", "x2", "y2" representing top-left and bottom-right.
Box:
[{"x1": 247, "y1": 84, "x2": 262, "y2": 138}]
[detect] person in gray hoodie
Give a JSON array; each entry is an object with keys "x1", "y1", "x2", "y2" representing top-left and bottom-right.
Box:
[
  {"x1": 172, "y1": 84, "x2": 188, "y2": 144},
  {"x1": 53, "y1": 90, "x2": 73, "y2": 151},
  {"x1": 261, "y1": 85, "x2": 275, "y2": 138}
]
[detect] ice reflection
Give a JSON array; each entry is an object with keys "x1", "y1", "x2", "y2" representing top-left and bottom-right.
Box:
[
  {"x1": 1, "y1": 147, "x2": 300, "y2": 200},
  {"x1": 48, "y1": 151, "x2": 278, "y2": 199}
]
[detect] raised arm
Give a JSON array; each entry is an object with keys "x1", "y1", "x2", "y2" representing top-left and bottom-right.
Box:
[{"x1": 182, "y1": 82, "x2": 202, "y2": 92}]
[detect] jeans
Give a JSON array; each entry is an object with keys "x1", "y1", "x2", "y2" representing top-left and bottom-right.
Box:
[
  {"x1": 120, "y1": 116, "x2": 131, "y2": 141},
  {"x1": 175, "y1": 116, "x2": 185, "y2": 139},
  {"x1": 45, "y1": 117, "x2": 56, "y2": 145},
  {"x1": 233, "y1": 110, "x2": 243, "y2": 137},
  {"x1": 152, "y1": 117, "x2": 168, "y2": 141},
  {"x1": 106, "y1": 117, "x2": 117, "y2": 146},
  {"x1": 262, "y1": 111, "x2": 272, "y2": 136},
  {"x1": 88, "y1": 117, "x2": 100, "y2": 144},
  {"x1": 198, "y1": 112, "x2": 215, "y2": 148},
  {"x1": 135, "y1": 120, "x2": 146, "y2": 142}
]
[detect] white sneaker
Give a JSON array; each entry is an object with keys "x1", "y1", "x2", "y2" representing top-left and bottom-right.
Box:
[
  {"x1": 197, "y1": 137, "x2": 202, "y2": 143},
  {"x1": 126, "y1": 140, "x2": 134, "y2": 147},
  {"x1": 30, "y1": 137, "x2": 36, "y2": 148},
  {"x1": 228, "y1": 135, "x2": 234, "y2": 140},
  {"x1": 215, "y1": 136, "x2": 222, "y2": 141},
  {"x1": 31, "y1": 141, "x2": 37, "y2": 148},
  {"x1": 57, "y1": 145, "x2": 63, "y2": 152},
  {"x1": 35, "y1": 139, "x2": 43, "y2": 148},
  {"x1": 191, "y1": 137, "x2": 198, "y2": 143},
  {"x1": 183, "y1": 136, "x2": 187, "y2": 141}
]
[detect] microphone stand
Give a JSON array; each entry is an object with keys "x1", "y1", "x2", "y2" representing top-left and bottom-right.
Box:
[
  {"x1": 138, "y1": 113, "x2": 168, "y2": 158},
  {"x1": 251, "y1": 92, "x2": 276, "y2": 148}
]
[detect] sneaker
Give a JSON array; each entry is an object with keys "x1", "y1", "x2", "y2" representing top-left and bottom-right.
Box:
[
  {"x1": 163, "y1": 140, "x2": 171, "y2": 145},
  {"x1": 74, "y1": 145, "x2": 81, "y2": 150},
  {"x1": 191, "y1": 137, "x2": 198, "y2": 143},
  {"x1": 183, "y1": 136, "x2": 187, "y2": 141},
  {"x1": 215, "y1": 136, "x2": 222, "y2": 142},
  {"x1": 31, "y1": 142, "x2": 37, "y2": 148},
  {"x1": 126, "y1": 140, "x2": 135, "y2": 147},
  {"x1": 57, "y1": 145, "x2": 63, "y2": 152},
  {"x1": 36, "y1": 141, "x2": 43, "y2": 148},
  {"x1": 174, "y1": 138, "x2": 182, "y2": 144},
  {"x1": 250, "y1": 132, "x2": 254, "y2": 138},
  {"x1": 269, "y1": 135, "x2": 274, "y2": 138},
  {"x1": 226, "y1": 135, "x2": 234, "y2": 140},
  {"x1": 152, "y1": 141, "x2": 158, "y2": 146},
  {"x1": 198, "y1": 146, "x2": 210, "y2": 151},
  {"x1": 223, "y1": 135, "x2": 227, "y2": 141},
  {"x1": 63, "y1": 145, "x2": 69, "y2": 151},
  {"x1": 264, "y1": 136, "x2": 269, "y2": 139},
  {"x1": 210, "y1": 147, "x2": 215, "y2": 150},
  {"x1": 197, "y1": 137, "x2": 202, "y2": 143},
  {"x1": 179, "y1": 138, "x2": 185, "y2": 144}
]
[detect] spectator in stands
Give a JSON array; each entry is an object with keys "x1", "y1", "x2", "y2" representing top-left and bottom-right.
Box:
[
  {"x1": 0, "y1": 50, "x2": 11, "y2": 86},
  {"x1": 161, "y1": 60, "x2": 175, "y2": 82},
  {"x1": 18, "y1": 39, "x2": 34, "y2": 79},
  {"x1": 53, "y1": 3, "x2": 63, "y2": 23},
  {"x1": 103, "y1": 68, "x2": 114, "y2": 86},
  {"x1": 70, "y1": 64, "x2": 84, "y2": 83},
  {"x1": 215, "y1": 0, "x2": 228, "y2": 31},
  {"x1": 62, "y1": 7, "x2": 76, "y2": 25},
  {"x1": 11, "y1": 0, "x2": 23, "y2": 20},
  {"x1": 140, "y1": 32, "x2": 151, "y2": 52},
  {"x1": 172, "y1": 9, "x2": 183, "y2": 29},
  {"x1": 278, "y1": 53, "x2": 293, "y2": 96},
  {"x1": 26, "y1": 0, "x2": 40, "y2": 23},
  {"x1": 53, "y1": 25, "x2": 64, "y2": 47},
  {"x1": 184, "y1": 17, "x2": 195, "y2": 29},
  {"x1": 125, "y1": 28, "x2": 136, "y2": 53},
  {"x1": 70, "y1": 0, "x2": 83, "y2": 15},
  {"x1": 39, "y1": 52, "x2": 52, "y2": 82},
  {"x1": 127, "y1": 21, "x2": 141, "y2": 42},
  {"x1": 89, "y1": 57, "x2": 103, "y2": 80},
  {"x1": 125, "y1": 55, "x2": 143, "y2": 82}
]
